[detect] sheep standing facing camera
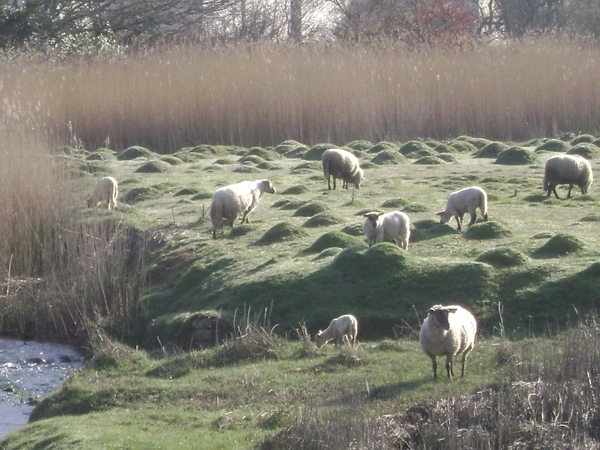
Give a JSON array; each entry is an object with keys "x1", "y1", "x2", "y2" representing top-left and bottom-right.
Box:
[
  {"x1": 543, "y1": 154, "x2": 593, "y2": 199},
  {"x1": 436, "y1": 186, "x2": 488, "y2": 231},
  {"x1": 363, "y1": 211, "x2": 410, "y2": 250},
  {"x1": 419, "y1": 305, "x2": 477, "y2": 381}
]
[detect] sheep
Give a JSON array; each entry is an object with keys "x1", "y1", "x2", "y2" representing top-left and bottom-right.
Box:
[
  {"x1": 209, "y1": 179, "x2": 276, "y2": 239},
  {"x1": 363, "y1": 211, "x2": 410, "y2": 250},
  {"x1": 315, "y1": 314, "x2": 358, "y2": 348},
  {"x1": 543, "y1": 154, "x2": 593, "y2": 199},
  {"x1": 436, "y1": 186, "x2": 488, "y2": 231},
  {"x1": 87, "y1": 176, "x2": 118, "y2": 210},
  {"x1": 419, "y1": 305, "x2": 477, "y2": 381},
  {"x1": 321, "y1": 148, "x2": 364, "y2": 190}
]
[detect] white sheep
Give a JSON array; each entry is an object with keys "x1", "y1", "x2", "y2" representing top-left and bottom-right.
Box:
[
  {"x1": 436, "y1": 186, "x2": 488, "y2": 231},
  {"x1": 321, "y1": 148, "x2": 364, "y2": 190},
  {"x1": 419, "y1": 304, "x2": 477, "y2": 381},
  {"x1": 315, "y1": 314, "x2": 358, "y2": 348},
  {"x1": 543, "y1": 154, "x2": 593, "y2": 199},
  {"x1": 209, "y1": 179, "x2": 276, "y2": 239},
  {"x1": 87, "y1": 176, "x2": 118, "y2": 210},
  {"x1": 363, "y1": 211, "x2": 410, "y2": 250}
]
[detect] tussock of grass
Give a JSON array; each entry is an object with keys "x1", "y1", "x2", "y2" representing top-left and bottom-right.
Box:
[
  {"x1": 273, "y1": 140, "x2": 308, "y2": 156},
  {"x1": 532, "y1": 233, "x2": 585, "y2": 257},
  {"x1": 371, "y1": 150, "x2": 407, "y2": 165},
  {"x1": 450, "y1": 140, "x2": 478, "y2": 153},
  {"x1": 494, "y1": 146, "x2": 537, "y2": 165},
  {"x1": 399, "y1": 141, "x2": 436, "y2": 158},
  {"x1": 570, "y1": 134, "x2": 596, "y2": 145},
  {"x1": 367, "y1": 141, "x2": 398, "y2": 153},
  {"x1": 346, "y1": 140, "x2": 373, "y2": 151},
  {"x1": 305, "y1": 231, "x2": 365, "y2": 253},
  {"x1": 414, "y1": 155, "x2": 446, "y2": 165},
  {"x1": 135, "y1": 160, "x2": 172, "y2": 173},
  {"x1": 117, "y1": 146, "x2": 155, "y2": 160},
  {"x1": 302, "y1": 212, "x2": 345, "y2": 228},
  {"x1": 567, "y1": 142, "x2": 600, "y2": 159},
  {"x1": 281, "y1": 185, "x2": 310, "y2": 195},
  {"x1": 473, "y1": 141, "x2": 508, "y2": 158},
  {"x1": 293, "y1": 201, "x2": 329, "y2": 217},
  {"x1": 535, "y1": 139, "x2": 571, "y2": 153},
  {"x1": 464, "y1": 221, "x2": 512, "y2": 240},
  {"x1": 303, "y1": 143, "x2": 337, "y2": 161},
  {"x1": 475, "y1": 247, "x2": 529, "y2": 267},
  {"x1": 380, "y1": 197, "x2": 409, "y2": 208},
  {"x1": 257, "y1": 222, "x2": 309, "y2": 245}
]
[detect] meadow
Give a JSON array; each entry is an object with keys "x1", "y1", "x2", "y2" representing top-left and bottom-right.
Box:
[{"x1": 0, "y1": 40, "x2": 599, "y2": 448}]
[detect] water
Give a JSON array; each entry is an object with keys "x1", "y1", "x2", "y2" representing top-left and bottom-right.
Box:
[{"x1": 0, "y1": 339, "x2": 84, "y2": 438}]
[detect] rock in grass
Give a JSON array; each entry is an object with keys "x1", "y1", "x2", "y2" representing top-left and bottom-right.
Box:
[
  {"x1": 305, "y1": 231, "x2": 365, "y2": 253},
  {"x1": 533, "y1": 233, "x2": 585, "y2": 257},
  {"x1": 464, "y1": 222, "x2": 512, "y2": 240},
  {"x1": 476, "y1": 247, "x2": 529, "y2": 267},
  {"x1": 256, "y1": 222, "x2": 309, "y2": 245},
  {"x1": 494, "y1": 147, "x2": 536, "y2": 165}
]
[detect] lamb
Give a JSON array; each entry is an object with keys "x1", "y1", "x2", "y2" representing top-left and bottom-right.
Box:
[
  {"x1": 543, "y1": 154, "x2": 593, "y2": 199},
  {"x1": 87, "y1": 176, "x2": 118, "y2": 210},
  {"x1": 321, "y1": 148, "x2": 364, "y2": 190},
  {"x1": 315, "y1": 314, "x2": 358, "y2": 348},
  {"x1": 209, "y1": 179, "x2": 276, "y2": 239},
  {"x1": 419, "y1": 305, "x2": 477, "y2": 381},
  {"x1": 363, "y1": 211, "x2": 410, "y2": 250},
  {"x1": 436, "y1": 186, "x2": 488, "y2": 231}
]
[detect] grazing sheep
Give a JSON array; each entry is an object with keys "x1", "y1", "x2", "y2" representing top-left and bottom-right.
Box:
[
  {"x1": 419, "y1": 305, "x2": 477, "y2": 381},
  {"x1": 87, "y1": 176, "x2": 118, "y2": 210},
  {"x1": 321, "y1": 148, "x2": 364, "y2": 190},
  {"x1": 363, "y1": 211, "x2": 410, "y2": 250},
  {"x1": 315, "y1": 314, "x2": 358, "y2": 348},
  {"x1": 209, "y1": 179, "x2": 276, "y2": 239},
  {"x1": 543, "y1": 154, "x2": 593, "y2": 199},
  {"x1": 436, "y1": 186, "x2": 488, "y2": 231}
]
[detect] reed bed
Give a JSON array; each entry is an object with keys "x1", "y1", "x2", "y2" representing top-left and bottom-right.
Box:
[{"x1": 1, "y1": 40, "x2": 600, "y2": 152}]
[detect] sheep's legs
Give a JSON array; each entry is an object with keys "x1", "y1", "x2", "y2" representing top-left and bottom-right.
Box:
[
  {"x1": 430, "y1": 356, "x2": 438, "y2": 381},
  {"x1": 446, "y1": 357, "x2": 455, "y2": 379}
]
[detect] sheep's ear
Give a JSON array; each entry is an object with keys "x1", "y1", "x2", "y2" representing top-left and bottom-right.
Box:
[
  {"x1": 363, "y1": 214, "x2": 369, "y2": 218},
  {"x1": 378, "y1": 212, "x2": 384, "y2": 216},
  {"x1": 435, "y1": 211, "x2": 444, "y2": 216},
  {"x1": 448, "y1": 308, "x2": 458, "y2": 314}
]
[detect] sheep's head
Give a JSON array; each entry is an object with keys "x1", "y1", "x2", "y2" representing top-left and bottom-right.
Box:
[
  {"x1": 352, "y1": 168, "x2": 365, "y2": 189},
  {"x1": 315, "y1": 331, "x2": 326, "y2": 348},
  {"x1": 436, "y1": 210, "x2": 452, "y2": 225},
  {"x1": 363, "y1": 211, "x2": 384, "y2": 228},
  {"x1": 262, "y1": 179, "x2": 276, "y2": 194},
  {"x1": 428, "y1": 305, "x2": 458, "y2": 330},
  {"x1": 86, "y1": 195, "x2": 95, "y2": 208}
]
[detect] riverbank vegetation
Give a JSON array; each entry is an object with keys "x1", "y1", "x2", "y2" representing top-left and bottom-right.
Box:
[{"x1": 0, "y1": 39, "x2": 599, "y2": 447}]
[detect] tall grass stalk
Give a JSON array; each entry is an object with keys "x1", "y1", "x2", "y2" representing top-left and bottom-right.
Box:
[
  {"x1": 2, "y1": 40, "x2": 600, "y2": 151},
  {"x1": 0, "y1": 126, "x2": 148, "y2": 343}
]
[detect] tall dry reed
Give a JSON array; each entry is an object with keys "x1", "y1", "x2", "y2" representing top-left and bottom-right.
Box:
[
  {"x1": 1, "y1": 40, "x2": 599, "y2": 152},
  {"x1": 0, "y1": 126, "x2": 148, "y2": 343}
]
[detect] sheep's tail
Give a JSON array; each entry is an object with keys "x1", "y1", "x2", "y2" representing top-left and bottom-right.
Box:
[
  {"x1": 209, "y1": 200, "x2": 221, "y2": 238},
  {"x1": 480, "y1": 190, "x2": 489, "y2": 221}
]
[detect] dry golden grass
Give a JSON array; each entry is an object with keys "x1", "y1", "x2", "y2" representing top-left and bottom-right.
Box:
[{"x1": 1, "y1": 40, "x2": 600, "y2": 152}]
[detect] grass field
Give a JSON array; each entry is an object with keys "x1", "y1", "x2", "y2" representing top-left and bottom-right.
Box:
[{"x1": 1, "y1": 133, "x2": 598, "y2": 448}]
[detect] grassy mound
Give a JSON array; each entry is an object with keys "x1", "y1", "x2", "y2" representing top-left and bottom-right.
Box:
[
  {"x1": 189, "y1": 144, "x2": 233, "y2": 157},
  {"x1": 281, "y1": 185, "x2": 310, "y2": 195},
  {"x1": 464, "y1": 222, "x2": 512, "y2": 240},
  {"x1": 345, "y1": 140, "x2": 373, "y2": 151},
  {"x1": 367, "y1": 141, "x2": 398, "y2": 153},
  {"x1": 402, "y1": 203, "x2": 429, "y2": 213},
  {"x1": 381, "y1": 198, "x2": 409, "y2": 208},
  {"x1": 135, "y1": 160, "x2": 173, "y2": 173},
  {"x1": 567, "y1": 143, "x2": 600, "y2": 159},
  {"x1": 160, "y1": 156, "x2": 183, "y2": 165},
  {"x1": 245, "y1": 147, "x2": 281, "y2": 161},
  {"x1": 238, "y1": 154, "x2": 264, "y2": 165},
  {"x1": 474, "y1": 142, "x2": 507, "y2": 158},
  {"x1": 117, "y1": 146, "x2": 156, "y2": 160},
  {"x1": 303, "y1": 143, "x2": 338, "y2": 161},
  {"x1": 256, "y1": 222, "x2": 309, "y2": 245},
  {"x1": 533, "y1": 233, "x2": 585, "y2": 257},
  {"x1": 399, "y1": 141, "x2": 436, "y2": 158},
  {"x1": 293, "y1": 201, "x2": 330, "y2": 217},
  {"x1": 80, "y1": 161, "x2": 111, "y2": 175},
  {"x1": 535, "y1": 139, "x2": 571, "y2": 153},
  {"x1": 494, "y1": 146, "x2": 536, "y2": 165},
  {"x1": 475, "y1": 247, "x2": 529, "y2": 267},
  {"x1": 433, "y1": 143, "x2": 455, "y2": 153},
  {"x1": 454, "y1": 136, "x2": 493, "y2": 149},
  {"x1": 303, "y1": 212, "x2": 345, "y2": 228},
  {"x1": 341, "y1": 223, "x2": 364, "y2": 236},
  {"x1": 414, "y1": 155, "x2": 446, "y2": 165},
  {"x1": 121, "y1": 186, "x2": 164, "y2": 203},
  {"x1": 273, "y1": 140, "x2": 308, "y2": 156},
  {"x1": 450, "y1": 140, "x2": 478, "y2": 153},
  {"x1": 229, "y1": 224, "x2": 259, "y2": 238},
  {"x1": 570, "y1": 134, "x2": 596, "y2": 145},
  {"x1": 371, "y1": 150, "x2": 407, "y2": 165},
  {"x1": 290, "y1": 162, "x2": 321, "y2": 173},
  {"x1": 437, "y1": 153, "x2": 458, "y2": 163},
  {"x1": 305, "y1": 231, "x2": 365, "y2": 253}
]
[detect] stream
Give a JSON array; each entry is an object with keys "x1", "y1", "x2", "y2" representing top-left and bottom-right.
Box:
[{"x1": 0, "y1": 338, "x2": 84, "y2": 438}]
